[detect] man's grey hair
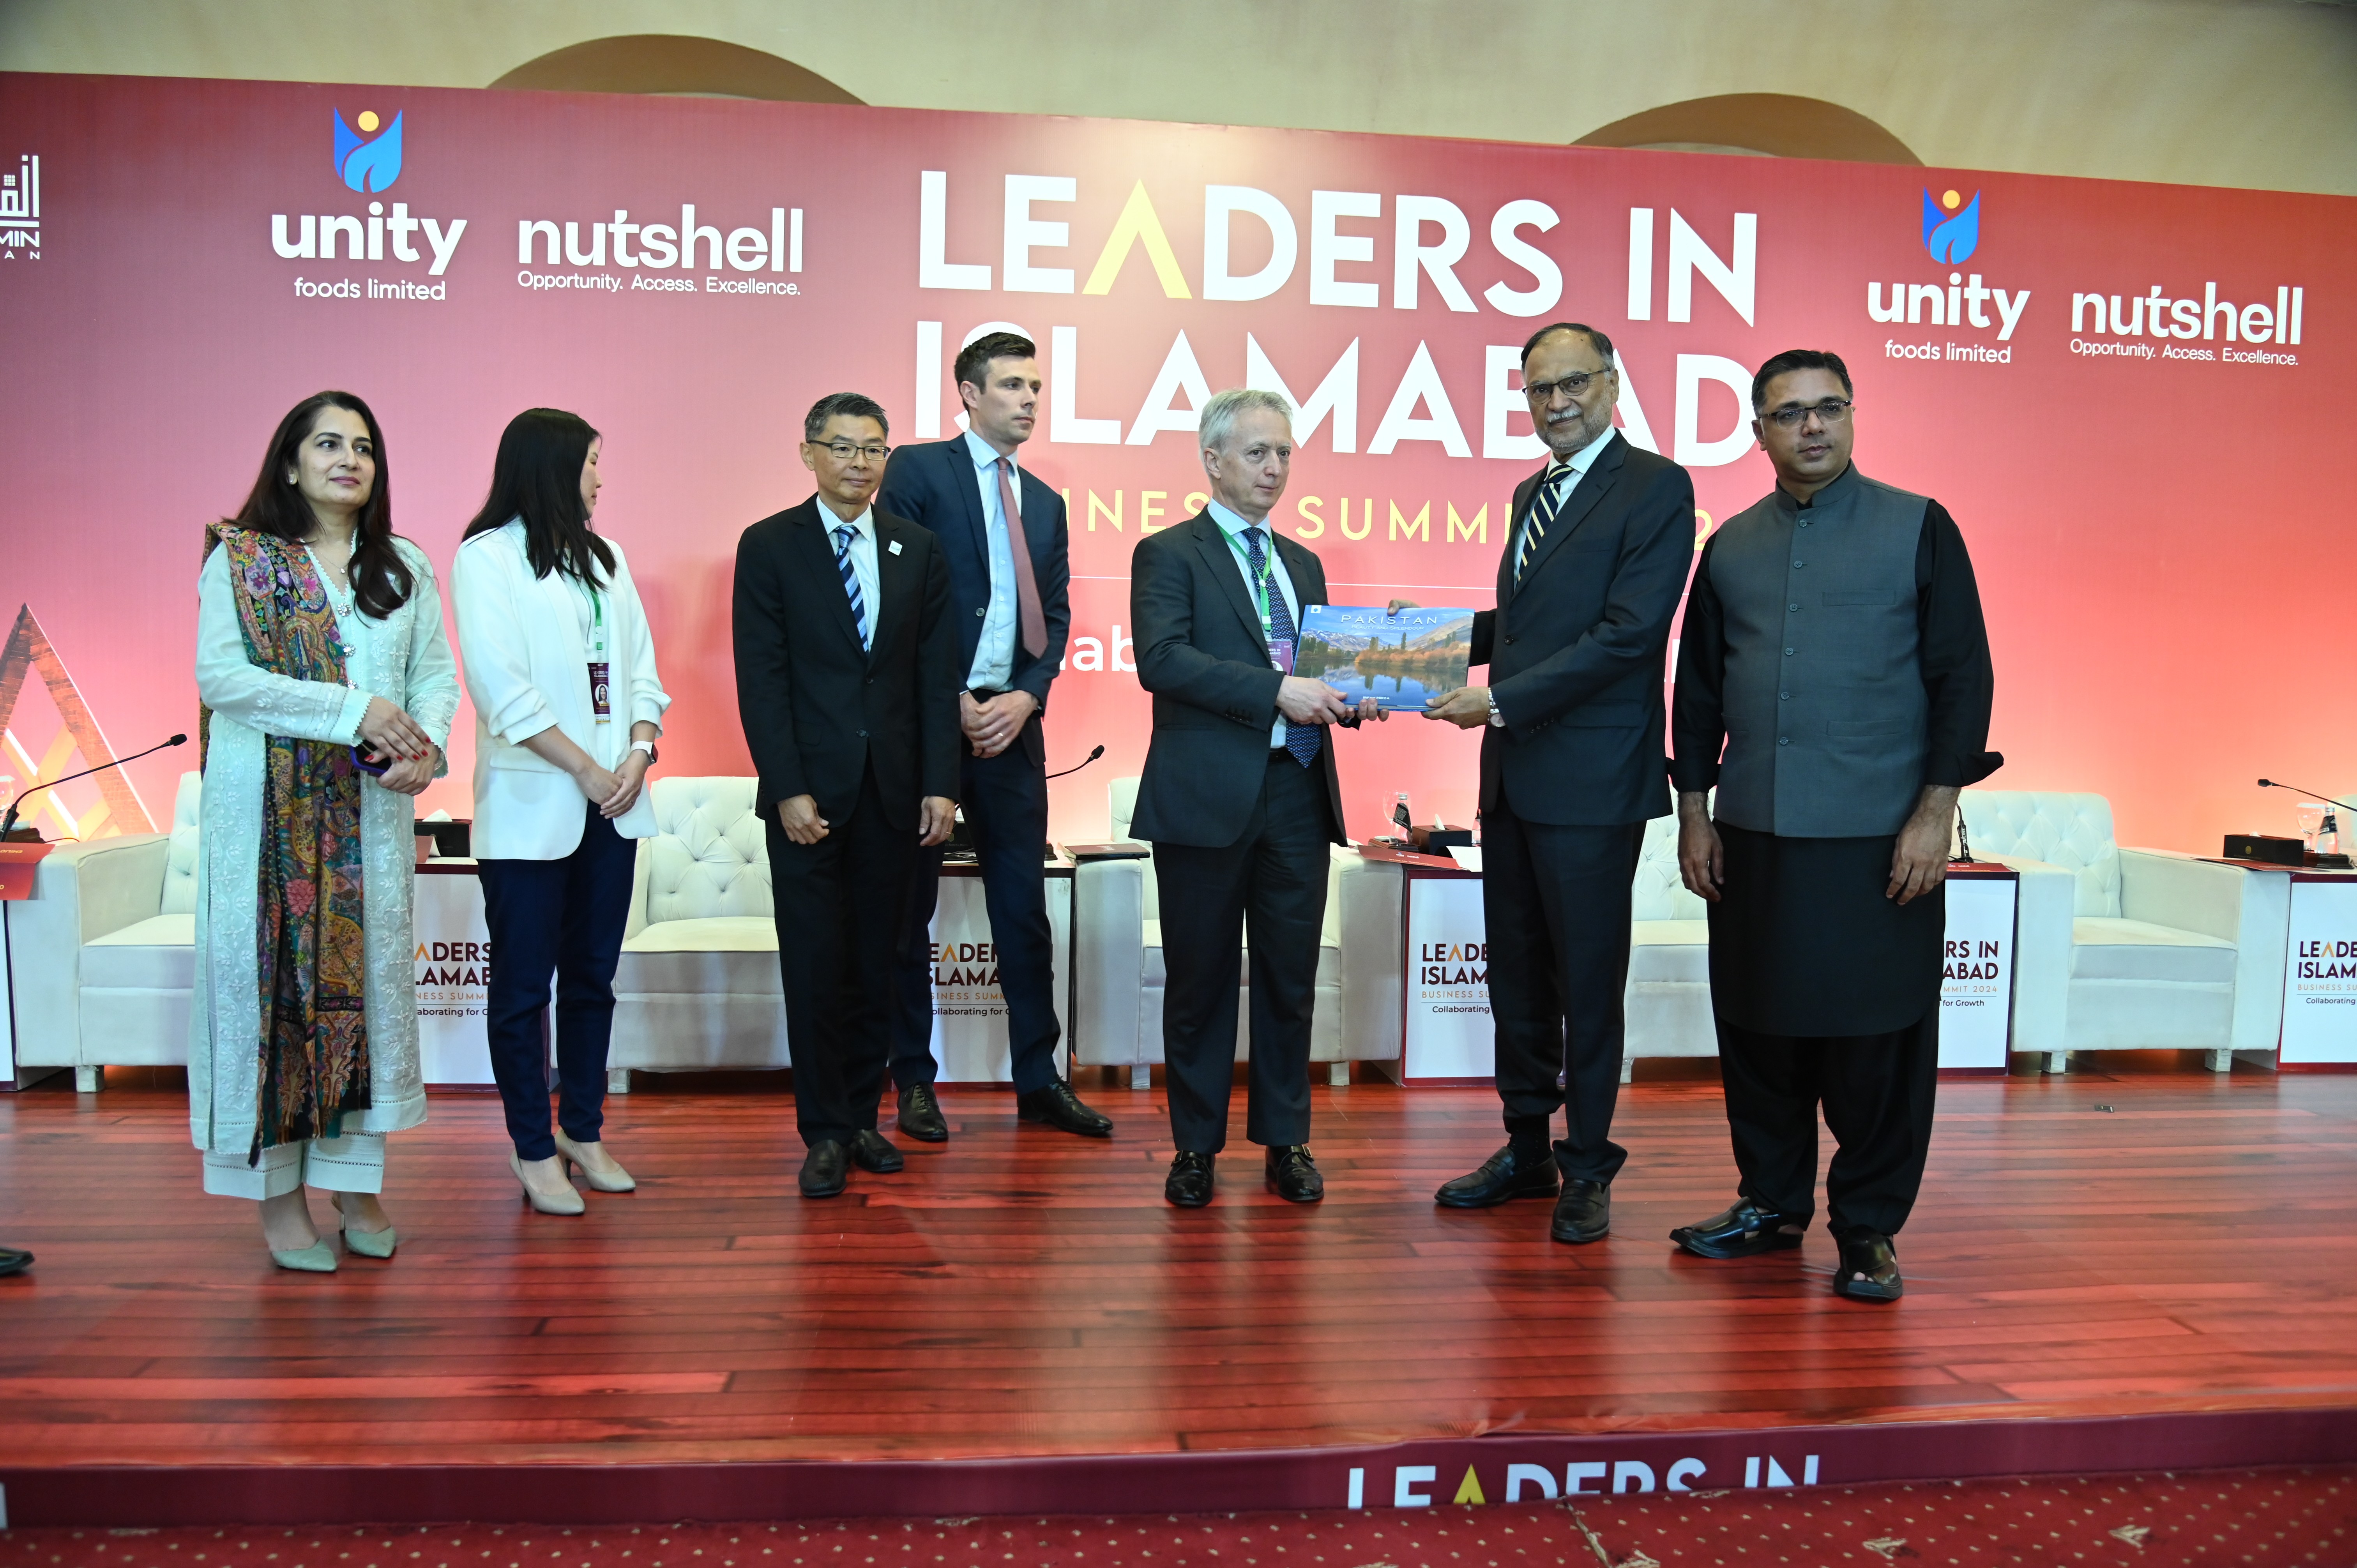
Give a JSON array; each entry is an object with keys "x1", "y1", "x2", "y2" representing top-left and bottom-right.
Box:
[{"x1": 1198, "y1": 387, "x2": 1295, "y2": 454}]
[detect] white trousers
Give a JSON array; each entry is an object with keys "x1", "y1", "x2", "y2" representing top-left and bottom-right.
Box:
[{"x1": 202, "y1": 1131, "x2": 387, "y2": 1201}]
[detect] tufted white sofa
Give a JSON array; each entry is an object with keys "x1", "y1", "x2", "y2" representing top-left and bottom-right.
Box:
[
  {"x1": 8, "y1": 772, "x2": 194, "y2": 1088},
  {"x1": 1071, "y1": 777, "x2": 1355, "y2": 1087},
  {"x1": 1957, "y1": 789, "x2": 2288, "y2": 1070},
  {"x1": 608, "y1": 775, "x2": 791, "y2": 1082}
]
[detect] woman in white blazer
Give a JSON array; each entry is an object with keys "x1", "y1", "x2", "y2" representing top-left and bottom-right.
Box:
[{"x1": 450, "y1": 409, "x2": 670, "y2": 1215}]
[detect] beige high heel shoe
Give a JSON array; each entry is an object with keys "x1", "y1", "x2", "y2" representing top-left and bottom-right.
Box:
[
  {"x1": 554, "y1": 1131, "x2": 636, "y2": 1193},
  {"x1": 333, "y1": 1193, "x2": 398, "y2": 1258},
  {"x1": 510, "y1": 1151, "x2": 586, "y2": 1215}
]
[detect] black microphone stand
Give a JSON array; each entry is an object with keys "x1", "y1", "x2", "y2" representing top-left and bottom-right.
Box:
[{"x1": 1, "y1": 733, "x2": 188, "y2": 840}]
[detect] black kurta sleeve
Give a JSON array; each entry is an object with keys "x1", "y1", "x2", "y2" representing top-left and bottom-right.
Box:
[
  {"x1": 1915, "y1": 501, "x2": 2001, "y2": 788},
  {"x1": 1669, "y1": 530, "x2": 1728, "y2": 793}
]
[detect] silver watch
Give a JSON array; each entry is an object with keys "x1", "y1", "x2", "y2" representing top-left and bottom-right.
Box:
[{"x1": 1486, "y1": 691, "x2": 1505, "y2": 727}]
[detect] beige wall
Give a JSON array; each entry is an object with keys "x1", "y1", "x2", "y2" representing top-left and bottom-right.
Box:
[{"x1": 3, "y1": 0, "x2": 2352, "y2": 196}]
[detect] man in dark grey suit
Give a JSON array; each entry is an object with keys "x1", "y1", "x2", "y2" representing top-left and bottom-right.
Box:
[
  {"x1": 1129, "y1": 388, "x2": 1380, "y2": 1209},
  {"x1": 1421, "y1": 322, "x2": 1696, "y2": 1245}
]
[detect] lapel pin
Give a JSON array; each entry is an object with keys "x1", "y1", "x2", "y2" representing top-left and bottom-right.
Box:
[{"x1": 888, "y1": 539, "x2": 904, "y2": 556}]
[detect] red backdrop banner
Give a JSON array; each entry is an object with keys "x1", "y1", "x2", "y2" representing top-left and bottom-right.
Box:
[{"x1": 0, "y1": 73, "x2": 2346, "y2": 847}]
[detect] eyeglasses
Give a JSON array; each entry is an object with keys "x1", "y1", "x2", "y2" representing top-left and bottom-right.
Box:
[
  {"x1": 1762, "y1": 399, "x2": 1853, "y2": 429},
  {"x1": 813, "y1": 441, "x2": 892, "y2": 462},
  {"x1": 1523, "y1": 370, "x2": 1608, "y2": 403}
]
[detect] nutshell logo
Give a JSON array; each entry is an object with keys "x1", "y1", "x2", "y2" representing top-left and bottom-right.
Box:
[
  {"x1": 1921, "y1": 187, "x2": 1980, "y2": 265},
  {"x1": 332, "y1": 109, "x2": 403, "y2": 193}
]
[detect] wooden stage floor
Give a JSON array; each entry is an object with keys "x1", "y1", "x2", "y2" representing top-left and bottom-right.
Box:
[{"x1": 3, "y1": 1061, "x2": 2356, "y2": 1520}]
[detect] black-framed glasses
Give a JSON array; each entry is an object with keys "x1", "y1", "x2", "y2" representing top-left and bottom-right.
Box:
[
  {"x1": 814, "y1": 440, "x2": 892, "y2": 461},
  {"x1": 1763, "y1": 399, "x2": 1853, "y2": 429},
  {"x1": 1523, "y1": 370, "x2": 1606, "y2": 403}
]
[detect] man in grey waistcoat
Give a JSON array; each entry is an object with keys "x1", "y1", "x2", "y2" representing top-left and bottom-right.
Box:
[{"x1": 1668, "y1": 349, "x2": 1998, "y2": 1303}]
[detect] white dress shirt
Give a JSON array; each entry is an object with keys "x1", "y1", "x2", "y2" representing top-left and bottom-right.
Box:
[
  {"x1": 1514, "y1": 423, "x2": 1618, "y2": 571},
  {"x1": 823, "y1": 501, "x2": 881, "y2": 649},
  {"x1": 1206, "y1": 498, "x2": 1301, "y2": 749},
  {"x1": 963, "y1": 429, "x2": 1021, "y2": 690}
]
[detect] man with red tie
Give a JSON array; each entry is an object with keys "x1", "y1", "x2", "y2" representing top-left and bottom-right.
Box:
[{"x1": 876, "y1": 332, "x2": 1113, "y2": 1142}]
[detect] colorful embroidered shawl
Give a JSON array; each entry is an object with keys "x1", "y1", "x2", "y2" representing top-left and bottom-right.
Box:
[{"x1": 201, "y1": 522, "x2": 371, "y2": 1158}]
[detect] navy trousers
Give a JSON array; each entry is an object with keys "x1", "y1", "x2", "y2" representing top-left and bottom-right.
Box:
[
  {"x1": 477, "y1": 805, "x2": 638, "y2": 1162},
  {"x1": 889, "y1": 724, "x2": 1062, "y2": 1094}
]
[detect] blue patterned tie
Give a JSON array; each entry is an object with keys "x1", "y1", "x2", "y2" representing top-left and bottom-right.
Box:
[
  {"x1": 1247, "y1": 527, "x2": 1322, "y2": 768},
  {"x1": 1515, "y1": 460, "x2": 1576, "y2": 582},
  {"x1": 834, "y1": 524, "x2": 870, "y2": 649}
]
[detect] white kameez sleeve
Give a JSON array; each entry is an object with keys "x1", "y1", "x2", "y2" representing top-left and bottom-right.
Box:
[
  {"x1": 397, "y1": 549, "x2": 462, "y2": 773},
  {"x1": 196, "y1": 547, "x2": 372, "y2": 743}
]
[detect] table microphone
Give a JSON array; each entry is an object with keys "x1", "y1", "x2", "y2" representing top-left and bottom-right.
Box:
[
  {"x1": 1, "y1": 734, "x2": 188, "y2": 839},
  {"x1": 2257, "y1": 779, "x2": 2357, "y2": 814},
  {"x1": 1046, "y1": 745, "x2": 1105, "y2": 781}
]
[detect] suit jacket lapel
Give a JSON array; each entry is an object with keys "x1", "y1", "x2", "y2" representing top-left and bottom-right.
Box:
[
  {"x1": 802, "y1": 503, "x2": 867, "y2": 655},
  {"x1": 1190, "y1": 514, "x2": 1269, "y2": 657},
  {"x1": 948, "y1": 439, "x2": 991, "y2": 570},
  {"x1": 869, "y1": 516, "x2": 912, "y2": 660},
  {"x1": 1516, "y1": 433, "x2": 1626, "y2": 589}
]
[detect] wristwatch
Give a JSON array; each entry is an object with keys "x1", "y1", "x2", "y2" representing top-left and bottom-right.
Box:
[
  {"x1": 630, "y1": 739, "x2": 659, "y2": 764},
  {"x1": 1486, "y1": 691, "x2": 1505, "y2": 727}
]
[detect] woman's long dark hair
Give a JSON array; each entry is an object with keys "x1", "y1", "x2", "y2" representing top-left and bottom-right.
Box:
[
  {"x1": 228, "y1": 391, "x2": 414, "y2": 618},
  {"x1": 460, "y1": 408, "x2": 614, "y2": 584}
]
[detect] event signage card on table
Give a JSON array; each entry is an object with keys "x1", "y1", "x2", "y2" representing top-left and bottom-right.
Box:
[
  {"x1": 2279, "y1": 877, "x2": 2357, "y2": 1064},
  {"x1": 1294, "y1": 605, "x2": 1475, "y2": 712},
  {"x1": 0, "y1": 72, "x2": 2345, "y2": 853}
]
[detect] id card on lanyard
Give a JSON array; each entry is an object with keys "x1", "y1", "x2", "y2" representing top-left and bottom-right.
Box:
[
  {"x1": 582, "y1": 580, "x2": 612, "y2": 723},
  {"x1": 1220, "y1": 528, "x2": 1296, "y2": 675}
]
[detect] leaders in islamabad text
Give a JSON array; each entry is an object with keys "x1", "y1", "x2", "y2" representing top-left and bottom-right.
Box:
[
  {"x1": 1417, "y1": 322, "x2": 1696, "y2": 1248},
  {"x1": 1669, "y1": 349, "x2": 1998, "y2": 1302},
  {"x1": 734, "y1": 394, "x2": 961, "y2": 1201},
  {"x1": 193, "y1": 391, "x2": 458, "y2": 1271},
  {"x1": 1130, "y1": 388, "x2": 1385, "y2": 1208},
  {"x1": 452, "y1": 409, "x2": 671, "y2": 1217},
  {"x1": 876, "y1": 332, "x2": 1112, "y2": 1143}
]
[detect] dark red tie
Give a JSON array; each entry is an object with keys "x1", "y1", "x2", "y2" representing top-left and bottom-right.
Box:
[{"x1": 997, "y1": 458, "x2": 1047, "y2": 660}]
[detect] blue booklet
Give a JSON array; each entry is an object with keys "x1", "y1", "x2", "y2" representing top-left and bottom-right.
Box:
[{"x1": 1293, "y1": 604, "x2": 1477, "y2": 711}]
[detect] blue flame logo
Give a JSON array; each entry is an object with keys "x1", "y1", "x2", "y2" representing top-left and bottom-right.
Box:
[
  {"x1": 332, "y1": 109, "x2": 403, "y2": 193},
  {"x1": 1921, "y1": 188, "x2": 1979, "y2": 265}
]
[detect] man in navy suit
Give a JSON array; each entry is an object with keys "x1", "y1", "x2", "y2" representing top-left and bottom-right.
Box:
[
  {"x1": 876, "y1": 332, "x2": 1113, "y2": 1141},
  {"x1": 1420, "y1": 322, "x2": 1696, "y2": 1245}
]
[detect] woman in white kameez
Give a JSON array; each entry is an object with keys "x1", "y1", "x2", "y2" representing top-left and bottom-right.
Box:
[{"x1": 193, "y1": 390, "x2": 459, "y2": 1271}]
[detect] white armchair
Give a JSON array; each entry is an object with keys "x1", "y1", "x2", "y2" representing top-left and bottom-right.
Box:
[
  {"x1": 9, "y1": 772, "x2": 192, "y2": 1088},
  {"x1": 1626, "y1": 812, "x2": 1716, "y2": 1059},
  {"x1": 1072, "y1": 777, "x2": 1355, "y2": 1088},
  {"x1": 1958, "y1": 789, "x2": 2287, "y2": 1071},
  {"x1": 609, "y1": 775, "x2": 789, "y2": 1083}
]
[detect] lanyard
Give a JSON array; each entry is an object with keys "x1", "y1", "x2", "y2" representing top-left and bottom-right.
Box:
[
  {"x1": 577, "y1": 576, "x2": 611, "y2": 722},
  {"x1": 1219, "y1": 525, "x2": 1279, "y2": 643}
]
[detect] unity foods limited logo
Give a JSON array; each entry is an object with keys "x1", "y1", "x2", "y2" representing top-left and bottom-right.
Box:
[
  {"x1": 332, "y1": 109, "x2": 403, "y2": 193},
  {"x1": 1921, "y1": 187, "x2": 1980, "y2": 264}
]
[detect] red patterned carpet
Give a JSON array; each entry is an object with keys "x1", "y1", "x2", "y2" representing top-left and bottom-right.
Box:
[{"x1": 8, "y1": 1468, "x2": 2354, "y2": 1568}]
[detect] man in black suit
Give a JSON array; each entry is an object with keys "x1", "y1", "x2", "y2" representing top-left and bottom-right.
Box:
[
  {"x1": 733, "y1": 392, "x2": 961, "y2": 1199},
  {"x1": 876, "y1": 332, "x2": 1111, "y2": 1143},
  {"x1": 1421, "y1": 322, "x2": 1695, "y2": 1243},
  {"x1": 1131, "y1": 387, "x2": 1381, "y2": 1209}
]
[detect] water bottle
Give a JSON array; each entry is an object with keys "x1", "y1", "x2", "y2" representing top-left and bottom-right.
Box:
[
  {"x1": 2319, "y1": 809, "x2": 2341, "y2": 860},
  {"x1": 1391, "y1": 791, "x2": 1413, "y2": 837}
]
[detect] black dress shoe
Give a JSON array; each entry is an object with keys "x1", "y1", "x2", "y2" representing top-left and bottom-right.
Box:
[
  {"x1": 1671, "y1": 1199, "x2": 1806, "y2": 1260},
  {"x1": 896, "y1": 1082, "x2": 949, "y2": 1143},
  {"x1": 1435, "y1": 1143, "x2": 1560, "y2": 1208},
  {"x1": 799, "y1": 1140, "x2": 850, "y2": 1198},
  {"x1": 1550, "y1": 1178, "x2": 1611, "y2": 1244},
  {"x1": 1265, "y1": 1145, "x2": 1324, "y2": 1203},
  {"x1": 1834, "y1": 1232, "x2": 1904, "y2": 1302},
  {"x1": 0, "y1": 1245, "x2": 31, "y2": 1278},
  {"x1": 852, "y1": 1128, "x2": 904, "y2": 1173},
  {"x1": 1164, "y1": 1151, "x2": 1215, "y2": 1207},
  {"x1": 1016, "y1": 1079, "x2": 1114, "y2": 1137}
]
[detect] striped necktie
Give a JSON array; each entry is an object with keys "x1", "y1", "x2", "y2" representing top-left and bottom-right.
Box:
[
  {"x1": 1515, "y1": 460, "x2": 1577, "y2": 582},
  {"x1": 1246, "y1": 527, "x2": 1322, "y2": 768},
  {"x1": 834, "y1": 524, "x2": 870, "y2": 649}
]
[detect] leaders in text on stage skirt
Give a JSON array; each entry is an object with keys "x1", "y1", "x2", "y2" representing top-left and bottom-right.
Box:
[
  {"x1": 733, "y1": 393, "x2": 962, "y2": 1201},
  {"x1": 451, "y1": 408, "x2": 671, "y2": 1217},
  {"x1": 191, "y1": 390, "x2": 458, "y2": 1271},
  {"x1": 875, "y1": 330, "x2": 1113, "y2": 1145}
]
